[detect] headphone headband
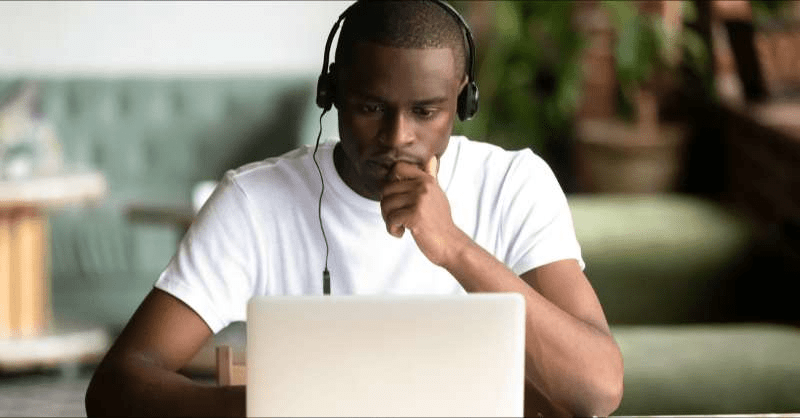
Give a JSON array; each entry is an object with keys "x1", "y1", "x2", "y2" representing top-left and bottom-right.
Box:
[
  {"x1": 429, "y1": 0, "x2": 476, "y2": 85},
  {"x1": 316, "y1": 0, "x2": 479, "y2": 120}
]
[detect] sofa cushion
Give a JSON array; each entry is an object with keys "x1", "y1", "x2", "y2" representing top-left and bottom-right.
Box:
[
  {"x1": 568, "y1": 194, "x2": 753, "y2": 324},
  {"x1": 612, "y1": 323, "x2": 800, "y2": 415}
]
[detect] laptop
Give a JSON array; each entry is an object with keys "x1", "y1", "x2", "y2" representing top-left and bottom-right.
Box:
[{"x1": 246, "y1": 293, "x2": 525, "y2": 417}]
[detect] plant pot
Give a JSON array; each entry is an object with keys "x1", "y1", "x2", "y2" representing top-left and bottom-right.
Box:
[{"x1": 575, "y1": 118, "x2": 688, "y2": 193}]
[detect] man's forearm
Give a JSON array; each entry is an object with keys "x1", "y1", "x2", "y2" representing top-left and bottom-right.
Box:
[
  {"x1": 442, "y1": 232, "x2": 623, "y2": 417},
  {"x1": 86, "y1": 357, "x2": 245, "y2": 417}
]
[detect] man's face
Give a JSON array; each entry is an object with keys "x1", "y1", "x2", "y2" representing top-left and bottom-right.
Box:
[{"x1": 334, "y1": 42, "x2": 466, "y2": 200}]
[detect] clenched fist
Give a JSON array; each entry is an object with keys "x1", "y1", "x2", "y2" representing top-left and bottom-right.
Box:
[{"x1": 380, "y1": 157, "x2": 471, "y2": 267}]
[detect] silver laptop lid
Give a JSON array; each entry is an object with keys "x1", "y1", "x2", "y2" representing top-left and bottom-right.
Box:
[{"x1": 246, "y1": 293, "x2": 525, "y2": 417}]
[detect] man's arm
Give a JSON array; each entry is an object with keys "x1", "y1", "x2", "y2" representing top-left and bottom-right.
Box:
[
  {"x1": 85, "y1": 288, "x2": 245, "y2": 417},
  {"x1": 381, "y1": 160, "x2": 623, "y2": 417},
  {"x1": 446, "y1": 245, "x2": 624, "y2": 417}
]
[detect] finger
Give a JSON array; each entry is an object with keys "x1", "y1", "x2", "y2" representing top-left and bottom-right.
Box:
[
  {"x1": 381, "y1": 179, "x2": 416, "y2": 239},
  {"x1": 388, "y1": 223, "x2": 405, "y2": 238},
  {"x1": 384, "y1": 207, "x2": 416, "y2": 238},
  {"x1": 382, "y1": 200, "x2": 407, "y2": 238},
  {"x1": 390, "y1": 161, "x2": 425, "y2": 181},
  {"x1": 426, "y1": 155, "x2": 439, "y2": 178},
  {"x1": 380, "y1": 191, "x2": 415, "y2": 220},
  {"x1": 380, "y1": 193, "x2": 414, "y2": 239},
  {"x1": 381, "y1": 178, "x2": 419, "y2": 198}
]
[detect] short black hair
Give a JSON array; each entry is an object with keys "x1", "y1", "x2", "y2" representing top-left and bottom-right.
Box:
[{"x1": 333, "y1": 0, "x2": 468, "y2": 78}]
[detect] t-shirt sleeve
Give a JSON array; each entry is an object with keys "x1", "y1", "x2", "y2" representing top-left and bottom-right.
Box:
[
  {"x1": 501, "y1": 150, "x2": 585, "y2": 276},
  {"x1": 154, "y1": 171, "x2": 260, "y2": 334}
]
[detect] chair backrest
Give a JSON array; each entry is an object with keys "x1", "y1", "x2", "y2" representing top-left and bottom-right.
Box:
[{"x1": 215, "y1": 345, "x2": 246, "y2": 386}]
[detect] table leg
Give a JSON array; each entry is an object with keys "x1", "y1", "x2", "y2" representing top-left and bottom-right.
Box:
[
  {"x1": 0, "y1": 212, "x2": 12, "y2": 338},
  {"x1": 15, "y1": 208, "x2": 49, "y2": 336},
  {"x1": 0, "y1": 208, "x2": 49, "y2": 338}
]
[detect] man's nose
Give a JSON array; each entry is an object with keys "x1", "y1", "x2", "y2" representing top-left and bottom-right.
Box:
[{"x1": 381, "y1": 110, "x2": 414, "y2": 148}]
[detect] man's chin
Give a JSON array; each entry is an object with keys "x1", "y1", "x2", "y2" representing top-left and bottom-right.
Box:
[
  {"x1": 363, "y1": 184, "x2": 383, "y2": 201},
  {"x1": 347, "y1": 175, "x2": 382, "y2": 201}
]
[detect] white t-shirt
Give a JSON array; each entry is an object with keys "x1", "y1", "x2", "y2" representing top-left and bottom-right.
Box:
[{"x1": 155, "y1": 136, "x2": 584, "y2": 333}]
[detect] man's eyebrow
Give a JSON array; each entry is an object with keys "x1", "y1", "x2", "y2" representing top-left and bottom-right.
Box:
[
  {"x1": 349, "y1": 91, "x2": 449, "y2": 106},
  {"x1": 349, "y1": 91, "x2": 384, "y2": 102},
  {"x1": 412, "y1": 97, "x2": 449, "y2": 106}
]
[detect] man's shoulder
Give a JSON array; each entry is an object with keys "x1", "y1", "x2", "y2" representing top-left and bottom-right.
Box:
[
  {"x1": 230, "y1": 144, "x2": 318, "y2": 176},
  {"x1": 452, "y1": 136, "x2": 548, "y2": 174},
  {"x1": 219, "y1": 141, "x2": 334, "y2": 197},
  {"x1": 230, "y1": 141, "x2": 333, "y2": 179}
]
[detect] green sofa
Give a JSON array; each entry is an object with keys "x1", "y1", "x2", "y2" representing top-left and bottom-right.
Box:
[
  {"x1": 569, "y1": 194, "x2": 800, "y2": 415},
  {"x1": 2, "y1": 78, "x2": 798, "y2": 415}
]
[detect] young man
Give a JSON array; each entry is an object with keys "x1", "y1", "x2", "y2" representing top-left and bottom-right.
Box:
[{"x1": 85, "y1": 1, "x2": 623, "y2": 416}]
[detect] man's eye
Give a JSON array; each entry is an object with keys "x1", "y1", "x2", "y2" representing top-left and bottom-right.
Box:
[
  {"x1": 413, "y1": 107, "x2": 436, "y2": 118},
  {"x1": 360, "y1": 104, "x2": 383, "y2": 113}
]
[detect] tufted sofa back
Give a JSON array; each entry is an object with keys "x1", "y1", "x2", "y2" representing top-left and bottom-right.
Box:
[
  {"x1": 1, "y1": 77, "x2": 324, "y2": 202},
  {"x1": 0, "y1": 77, "x2": 330, "y2": 328}
]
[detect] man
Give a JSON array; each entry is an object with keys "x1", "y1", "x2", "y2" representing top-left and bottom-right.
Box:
[{"x1": 85, "y1": 1, "x2": 623, "y2": 416}]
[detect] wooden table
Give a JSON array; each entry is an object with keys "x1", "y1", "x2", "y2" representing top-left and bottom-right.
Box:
[
  {"x1": 0, "y1": 171, "x2": 109, "y2": 371},
  {"x1": 125, "y1": 203, "x2": 195, "y2": 244}
]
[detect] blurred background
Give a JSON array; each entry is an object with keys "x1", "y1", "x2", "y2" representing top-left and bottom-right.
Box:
[{"x1": 1, "y1": 0, "x2": 799, "y2": 416}]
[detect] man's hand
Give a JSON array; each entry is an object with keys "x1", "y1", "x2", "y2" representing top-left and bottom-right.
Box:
[{"x1": 380, "y1": 157, "x2": 470, "y2": 266}]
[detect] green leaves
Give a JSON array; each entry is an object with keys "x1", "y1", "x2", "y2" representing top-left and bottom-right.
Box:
[
  {"x1": 602, "y1": 1, "x2": 708, "y2": 102},
  {"x1": 606, "y1": 2, "x2": 665, "y2": 94},
  {"x1": 751, "y1": 0, "x2": 791, "y2": 25},
  {"x1": 682, "y1": 27, "x2": 709, "y2": 79},
  {"x1": 454, "y1": 1, "x2": 586, "y2": 152},
  {"x1": 452, "y1": 1, "x2": 711, "y2": 150},
  {"x1": 494, "y1": 2, "x2": 522, "y2": 42}
]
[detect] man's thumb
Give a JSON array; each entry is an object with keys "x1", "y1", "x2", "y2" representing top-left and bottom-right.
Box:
[{"x1": 426, "y1": 156, "x2": 439, "y2": 178}]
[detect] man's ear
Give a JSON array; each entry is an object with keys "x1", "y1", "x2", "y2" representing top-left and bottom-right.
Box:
[{"x1": 458, "y1": 73, "x2": 469, "y2": 92}]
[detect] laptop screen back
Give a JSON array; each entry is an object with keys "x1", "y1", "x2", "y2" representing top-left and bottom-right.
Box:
[{"x1": 246, "y1": 293, "x2": 525, "y2": 417}]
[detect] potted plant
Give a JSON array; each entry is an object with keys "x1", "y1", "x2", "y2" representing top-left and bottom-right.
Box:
[
  {"x1": 574, "y1": 0, "x2": 708, "y2": 193},
  {"x1": 452, "y1": 1, "x2": 586, "y2": 188}
]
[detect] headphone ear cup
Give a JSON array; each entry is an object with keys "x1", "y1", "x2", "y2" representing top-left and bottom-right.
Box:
[
  {"x1": 316, "y1": 63, "x2": 337, "y2": 111},
  {"x1": 316, "y1": 73, "x2": 331, "y2": 111},
  {"x1": 457, "y1": 81, "x2": 479, "y2": 121}
]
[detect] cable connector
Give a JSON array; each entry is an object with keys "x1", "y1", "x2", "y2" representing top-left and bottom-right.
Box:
[{"x1": 323, "y1": 269, "x2": 331, "y2": 295}]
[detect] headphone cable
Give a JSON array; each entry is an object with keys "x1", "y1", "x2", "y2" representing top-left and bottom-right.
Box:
[{"x1": 312, "y1": 110, "x2": 331, "y2": 295}]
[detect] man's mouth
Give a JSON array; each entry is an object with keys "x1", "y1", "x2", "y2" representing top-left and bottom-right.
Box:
[
  {"x1": 367, "y1": 156, "x2": 423, "y2": 171},
  {"x1": 363, "y1": 161, "x2": 392, "y2": 183}
]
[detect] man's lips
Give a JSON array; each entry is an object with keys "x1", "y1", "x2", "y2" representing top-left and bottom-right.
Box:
[
  {"x1": 366, "y1": 159, "x2": 424, "y2": 183},
  {"x1": 366, "y1": 156, "x2": 423, "y2": 171}
]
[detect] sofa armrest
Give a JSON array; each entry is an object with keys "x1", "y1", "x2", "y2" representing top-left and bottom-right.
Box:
[{"x1": 568, "y1": 194, "x2": 752, "y2": 324}]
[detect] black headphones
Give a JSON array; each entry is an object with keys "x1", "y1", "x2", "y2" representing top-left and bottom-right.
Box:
[{"x1": 316, "y1": 0, "x2": 479, "y2": 121}]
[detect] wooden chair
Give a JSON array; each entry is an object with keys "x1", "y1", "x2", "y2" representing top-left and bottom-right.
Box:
[{"x1": 215, "y1": 345, "x2": 246, "y2": 386}]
